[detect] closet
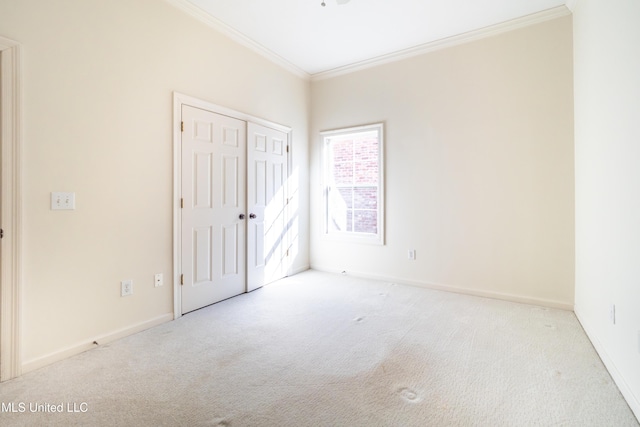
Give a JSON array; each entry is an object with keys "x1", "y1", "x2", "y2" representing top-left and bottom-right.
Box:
[{"x1": 179, "y1": 102, "x2": 289, "y2": 314}]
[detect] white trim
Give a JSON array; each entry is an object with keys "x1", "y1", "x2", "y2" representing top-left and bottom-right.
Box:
[
  {"x1": 575, "y1": 307, "x2": 640, "y2": 420},
  {"x1": 0, "y1": 36, "x2": 22, "y2": 382},
  {"x1": 565, "y1": 0, "x2": 579, "y2": 13},
  {"x1": 164, "y1": 0, "x2": 309, "y2": 80},
  {"x1": 172, "y1": 95, "x2": 182, "y2": 319},
  {"x1": 310, "y1": 266, "x2": 574, "y2": 311},
  {"x1": 311, "y1": 5, "x2": 572, "y2": 81},
  {"x1": 174, "y1": 93, "x2": 292, "y2": 134},
  {"x1": 288, "y1": 265, "x2": 310, "y2": 277},
  {"x1": 173, "y1": 92, "x2": 292, "y2": 318},
  {"x1": 284, "y1": 129, "x2": 294, "y2": 277},
  {"x1": 164, "y1": 1, "x2": 570, "y2": 82},
  {"x1": 22, "y1": 313, "x2": 173, "y2": 374}
]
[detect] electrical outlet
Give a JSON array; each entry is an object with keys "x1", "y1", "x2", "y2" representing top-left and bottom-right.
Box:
[
  {"x1": 408, "y1": 249, "x2": 416, "y2": 260},
  {"x1": 609, "y1": 304, "x2": 616, "y2": 325},
  {"x1": 154, "y1": 273, "x2": 163, "y2": 287},
  {"x1": 121, "y1": 279, "x2": 133, "y2": 297}
]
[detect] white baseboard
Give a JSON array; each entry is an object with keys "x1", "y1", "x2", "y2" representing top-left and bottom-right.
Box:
[
  {"x1": 22, "y1": 313, "x2": 173, "y2": 374},
  {"x1": 288, "y1": 264, "x2": 310, "y2": 276},
  {"x1": 310, "y1": 265, "x2": 574, "y2": 311},
  {"x1": 574, "y1": 307, "x2": 640, "y2": 421}
]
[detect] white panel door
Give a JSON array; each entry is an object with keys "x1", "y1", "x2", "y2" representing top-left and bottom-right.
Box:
[
  {"x1": 182, "y1": 105, "x2": 247, "y2": 314},
  {"x1": 247, "y1": 123, "x2": 288, "y2": 291}
]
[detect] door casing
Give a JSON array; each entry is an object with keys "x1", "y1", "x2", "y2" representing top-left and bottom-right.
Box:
[
  {"x1": 173, "y1": 92, "x2": 292, "y2": 318},
  {"x1": 0, "y1": 36, "x2": 22, "y2": 381}
]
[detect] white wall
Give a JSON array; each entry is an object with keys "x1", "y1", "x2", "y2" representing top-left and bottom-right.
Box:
[
  {"x1": 0, "y1": 0, "x2": 309, "y2": 371},
  {"x1": 310, "y1": 16, "x2": 575, "y2": 308},
  {"x1": 573, "y1": 0, "x2": 640, "y2": 417}
]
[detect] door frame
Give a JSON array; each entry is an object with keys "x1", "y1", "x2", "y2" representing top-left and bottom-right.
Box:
[
  {"x1": 0, "y1": 36, "x2": 23, "y2": 381},
  {"x1": 172, "y1": 92, "x2": 292, "y2": 319}
]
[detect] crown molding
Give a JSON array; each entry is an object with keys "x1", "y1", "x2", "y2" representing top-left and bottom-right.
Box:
[
  {"x1": 166, "y1": 1, "x2": 571, "y2": 83},
  {"x1": 311, "y1": 5, "x2": 572, "y2": 81},
  {"x1": 564, "y1": 0, "x2": 579, "y2": 12},
  {"x1": 164, "y1": 0, "x2": 310, "y2": 80}
]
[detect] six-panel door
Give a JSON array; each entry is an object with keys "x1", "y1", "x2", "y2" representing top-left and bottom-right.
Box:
[
  {"x1": 181, "y1": 105, "x2": 247, "y2": 314},
  {"x1": 247, "y1": 123, "x2": 289, "y2": 291}
]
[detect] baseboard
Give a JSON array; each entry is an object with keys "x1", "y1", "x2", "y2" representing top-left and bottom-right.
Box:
[
  {"x1": 310, "y1": 265, "x2": 573, "y2": 311},
  {"x1": 22, "y1": 313, "x2": 174, "y2": 374},
  {"x1": 574, "y1": 307, "x2": 640, "y2": 421},
  {"x1": 288, "y1": 264, "x2": 310, "y2": 276}
]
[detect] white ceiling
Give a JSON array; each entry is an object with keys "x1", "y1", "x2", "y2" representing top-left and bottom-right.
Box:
[{"x1": 180, "y1": 0, "x2": 569, "y2": 77}]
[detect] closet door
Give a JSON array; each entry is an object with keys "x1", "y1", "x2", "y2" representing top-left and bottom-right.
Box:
[
  {"x1": 247, "y1": 123, "x2": 289, "y2": 291},
  {"x1": 181, "y1": 105, "x2": 246, "y2": 313}
]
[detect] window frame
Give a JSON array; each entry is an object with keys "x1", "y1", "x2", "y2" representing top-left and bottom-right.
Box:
[{"x1": 320, "y1": 123, "x2": 385, "y2": 245}]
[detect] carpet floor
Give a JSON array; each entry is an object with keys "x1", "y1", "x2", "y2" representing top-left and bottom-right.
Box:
[{"x1": 0, "y1": 270, "x2": 637, "y2": 426}]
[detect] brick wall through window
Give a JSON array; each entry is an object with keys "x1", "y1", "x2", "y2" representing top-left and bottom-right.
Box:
[{"x1": 326, "y1": 131, "x2": 380, "y2": 235}]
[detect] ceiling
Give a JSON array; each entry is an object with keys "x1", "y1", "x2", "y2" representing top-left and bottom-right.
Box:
[{"x1": 179, "y1": 0, "x2": 570, "y2": 77}]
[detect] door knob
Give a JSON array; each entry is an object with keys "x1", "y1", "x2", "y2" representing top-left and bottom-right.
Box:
[
  {"x1": 249, "y1": 213, "x2": 257, "y2": 219},
  {"x1": 239, "y1": 214, "x2": 246, "y2": 220}
]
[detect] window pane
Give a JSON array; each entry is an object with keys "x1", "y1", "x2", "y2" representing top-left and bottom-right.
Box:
[
  {"x1": 328, "y1": 207, "x2": 346, "y2": 232},
  {"x1": 331, "y1": 139, "x2": 354, "y2": 163},
  {"x1": 354, "y1": 187, "x2": 377, "y2": 210},
  {"x1": 354, "y1": 210, "x2": 377, "y2": 234},
  {"x1": 354, "y1": 138, "x2": 377, "y2": 161},
  {"x1": 329, "y1": 209, "x2": 353, "y2": 232},
  {"x1": 328, "y1": 186, "x2": 346, "y2": 231},
  {"x1": 332, "y1": 162, "x2": 353, "y2": 185},
  {"x1": 337, "y1": 187, "x2": 354, "y2": 209},
  {"x1": 354, "y1": 160, "x2": 378, "y2": 184}
]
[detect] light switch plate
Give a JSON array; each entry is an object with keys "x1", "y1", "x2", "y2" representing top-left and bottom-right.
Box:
[{"x1": 51, "y1": 192, "x2": 76, "y2": 210}]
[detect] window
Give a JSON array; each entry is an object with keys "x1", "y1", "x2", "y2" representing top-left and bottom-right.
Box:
[{"x1": 321, "y1": 123, "x2": 384, "y2": 244}]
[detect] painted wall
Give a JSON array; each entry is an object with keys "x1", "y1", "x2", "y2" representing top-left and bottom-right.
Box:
[
  {"x1": 310, "y1": 16, "x2": 575, "y2": 308},
  {"x1": 0, "y1": 0, "x2": 309, "y2": 371},
  {"x1": 572, "y1": 0, "x2": 640, "y2": 417}
]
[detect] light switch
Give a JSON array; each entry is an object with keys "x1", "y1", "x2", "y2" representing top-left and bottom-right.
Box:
[{"x1": 51, "y1": 192, "x2": 76, "y2": 210}]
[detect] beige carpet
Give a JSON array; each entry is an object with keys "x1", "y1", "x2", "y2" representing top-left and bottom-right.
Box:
[{"x1": 0, "y1": 270, "x2": 637, "y2": 426}]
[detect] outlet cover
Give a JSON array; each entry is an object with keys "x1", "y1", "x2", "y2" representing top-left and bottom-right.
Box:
[
  {"x1": 121, "y1": 279, "x2": 133, "y2": 297},
  {"x1": 154, "y1": 273, "x2": 163, "y2": 287}
]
